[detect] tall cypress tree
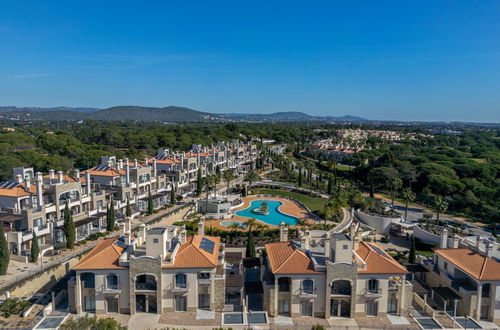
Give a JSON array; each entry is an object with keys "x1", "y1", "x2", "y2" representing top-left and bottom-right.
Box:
[
  {"x1": 246, "y1": 231, "x2": 256, "y2": 258},
  {"x1": 408, "y1": 237, "x2": 416, "y2": 264},
  {"x1": 63, "y1": 202, "x2": 75, "y2": 249},
  {"x1": 327, "y1": 175, "x2": 333, "y2": 195},
  {"x1": 107, "y1": 197, "x2": 116, "y2": 231},
  {"x1": 125, "y1": 196, "x2": 132, "y2": 218},
  {"x1": 147, "y1": 191, "x2": 154, "y2": 214},
  {"x1": 298, "y1": 168, "x2": 303, "y2": 187},
  {"x1": 0, "y1": 224, "x2": 9, "y2": 275},
  {"x1": 196, "y1": 168, "x2": 203, "y2": 196},
  {"x1": 31, "y1": 232, "x2": 40, "y2": 263},
  {"x1": 170, "y1": 188, "x2": 176, "y2": 205}
]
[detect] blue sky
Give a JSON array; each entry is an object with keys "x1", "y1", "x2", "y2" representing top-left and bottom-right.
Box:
[{"x1": 0, "y1": 1, "x2": 499, "y2": 122}]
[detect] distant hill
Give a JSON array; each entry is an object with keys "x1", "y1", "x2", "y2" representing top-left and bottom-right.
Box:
[{"x1": 0, "y1": 106, "x2": 367, "y2": 123}]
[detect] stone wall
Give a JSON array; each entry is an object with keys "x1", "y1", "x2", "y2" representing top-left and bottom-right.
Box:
[
  {"x1": 325, "y1": 261, "x2": 357, "y2": 318},
  {"x1": 128, "y1": 256, "x2": 162, "y2": 315}
]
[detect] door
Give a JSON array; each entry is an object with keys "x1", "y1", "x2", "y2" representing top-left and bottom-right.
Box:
[
  {"x1": 301, "y1": 300, "x2": 313, "y2": 317},
  {"x1": 106, "y1": 296, "x2": 118, "y2": 313},
  {"x1": 199, "y1": 294, "x2": 210, "y2": 310},
  {"x1": 331, "y1": 299, "x2": 339, "y2": 317},
  {"x1": 340, "y1": 299, "x2": 350, "y2": 317},
  {"x1": 278, "y1": 299, "x2": 289, "y2": 315},
  {"x1": 84, "y1": 296, "x2": 95, "y2": 312},
  {"x1": 387, "y1": 298, "x2": 397, "y2": 314},
  {"x1": 175, "y1": 296, "x2": 187, "y2": 312},
  {"x1": 366, "y1": 301, "x2": 378, "y2": 316},
  {"x1": 480, "y1": 304, "x2": 489, "y2": 320},
  {"x1": 136, "y1": 295, "x2": 146, "y2": 313}
]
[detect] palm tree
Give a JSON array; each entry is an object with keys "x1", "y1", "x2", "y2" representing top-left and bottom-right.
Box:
[
  {"x1": 229, "y1": 222, "x2": 241, "y2": 233},
  {"x1": 244, "y1": 171, "x2": 259, "y2": 193},
  {"x1": 223, "y1": 170, "x2": 236, "y2": 194},
  {"x1": 434, "y1": 196, "x2": 448, "y2": 225},
  {"x1": 245, "y1": 218, "x2": 257, "y2": 232},
  {"x1": 389, "y1": 176, "x2": 403, "y2": 207},
  {"x1": 401, "y1": 188, "x2": 416, "y2": 221},
  {"x1": 295, "y1": 218, "x2": 308, "y2": 232}
]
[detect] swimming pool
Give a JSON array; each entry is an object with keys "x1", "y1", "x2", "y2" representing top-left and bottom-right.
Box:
[
  {"x1": 234, "y1": 199, "x2": 298, "y2": 226},
  {"x1": 220, "y1": 220, "x2": 245, "y2": 228}
]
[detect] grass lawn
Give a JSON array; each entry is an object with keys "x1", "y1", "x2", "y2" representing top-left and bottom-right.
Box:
[
  {"x1": 252, "y1": 188, "x2": 328, "y2": 213},
  {"x1": 335, "y1": 164, "x2": 352, "y2": 172}
]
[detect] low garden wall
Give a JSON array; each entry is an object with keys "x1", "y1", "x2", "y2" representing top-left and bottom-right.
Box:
[
  {"x1": 354, "y1": 209, "x2": 400, "y2": 234},
  {"x1": 413, "y1": 225, "x2": 442, "y2": 245}
]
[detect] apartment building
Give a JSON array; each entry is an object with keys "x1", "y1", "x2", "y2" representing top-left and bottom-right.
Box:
[
  {"x1": 0, "y1": 140, "x2": 256, "y2": 262},
  {"x1": 262, "y1": 224, "x2": 412, "y2": 319},
  {"x1": 420, "y1": 242, "x2": 500, "y2": 323},
  {"x1": 68, "y1": 221, "x2": 226, "y2": 315}
]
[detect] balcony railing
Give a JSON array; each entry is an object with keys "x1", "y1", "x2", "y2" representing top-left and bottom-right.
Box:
[
  {"x1": 135, "y1": 283, "x2": 157, "y2": 291},
  {"x1": 298, "y1": 287, "x2": 317, "y2": 298},
  {"x1": 331, "y1": 288, "x2": 352, "y2": 296},
  {"x1": 172, "y1": 284, "x2": 189, "y2": 292},
  {"x1": 363, "y1": 288, "x2": 382, "y2": 297}
]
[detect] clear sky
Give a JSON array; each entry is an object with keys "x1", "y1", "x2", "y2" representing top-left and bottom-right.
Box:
[{"x1": 0, "y1": 1, "x2": 499, "y2": 122}]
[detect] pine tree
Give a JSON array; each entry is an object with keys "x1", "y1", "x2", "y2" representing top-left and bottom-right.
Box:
[
  {"x1": 246, "y1": 231, "x2": 256, "y2": 258},
  {"x1": 298, "y1": 168, "x2": 303, "y2": 187},
  {"x1": 147, "y1": 191, "x2": 154, "y2": 214},
  {"x1": 408, "y1": 237, "x2": 416, "y2": 264},
  {"x1": 0, "y1": 224, "x2": 9, "y2": 275},
  {"x1": 170, "y1": 188, "x2": 176, "y2": 205},
  {"x1": 63, "y1": 202, "x2": 75, "y2": 249},
  {"x1": 126, "y1": 197, "x2": 132, "y2": 218},
  {"x1": 196, "y1": 168, "x2": 203, "y2": 196},
  {"x1": 327, "y1": 175, "x2": 333, "y2": 195},
  {"x1": 107, "y1": 197, "x2": 116, "y2": 231},
  {"x1": 31, "y1": 232, "x2": 40, "y2": 263}
]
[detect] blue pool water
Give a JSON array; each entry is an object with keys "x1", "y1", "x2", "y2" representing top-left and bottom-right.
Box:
[
  {"x1": 220, "y1": 220, "x2": 245, "y2": 228},
  {"x1": 235, "y1": 199, "x2": 298, "y2": 226}
]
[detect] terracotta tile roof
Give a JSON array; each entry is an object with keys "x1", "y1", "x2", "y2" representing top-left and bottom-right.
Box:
[
  {"x1": 0, "y1": 181, "x2": 36, "y2": 197},
  {"x1": 265, "y1": 241, "x2": 321, "y2": 274},
  {"x1": 434, "y1": 248, "x2": 500, "y2": 281},
  {"x1": 356, "y1": 242, "x2": 409, "y2": 274},
  {"x1": 84, "y1": 166, "x2": 125, "y2": 177},
  {"x1": 42, "y1": 174, "x2": 77, "y2": 183},
  {"x1": 73, "y1": 237, "x2": 127, "y2": 270},
  {"x1": 162, "y1": 235, "x2": 220, "y2": 269},
  {"x1": 152, "y1": 156, "x2": 181, "y2": 164}
]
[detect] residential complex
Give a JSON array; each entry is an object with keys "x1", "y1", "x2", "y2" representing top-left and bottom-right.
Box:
[{"x1": 0, "y1": 141, "x2": 257, "y2": 262}]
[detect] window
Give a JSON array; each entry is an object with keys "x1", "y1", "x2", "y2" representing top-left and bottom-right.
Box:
[
  {"x1": 136, "y1": 275, "x2": 157, "y2": 290},
  {"x1": 387, "y1": 298, "x2": 397, "y2": 314},
  {"x1": 199, "y1": 294, "x2": 210, "y2": 310},
  {"x1": 33, "y1": 218, "x2": 43, "y2": 227},
  {"x1": 343, "y1": 244, "x2": 348, "y2": 249},
  {"x1": 367, "y1": 279, "x2": 379, "y2": 293},
  {"x1": 331, "y1": 280, "x2": 351, "y2": 295},
  {"x1": 106, "y1": 274, "x2": 119, "y2": 290},
  {"x1": 198, "y1": 272, "x2": 210, "y2": 280},
  {"x1": 278, "y1": 300, "x2": 289, "y2": 315},
  {"x1": 81, "y1": 273, "x2": 95, "y2": 289},
  {"x1": 175, "y1": 296, "x2": 187, "y2": 311},
  {"x1": 278, "y1": 277, "x2": 291, "y2": 292},
  {"x1": 444, "y1": 262, "x2": 448, "y2": 270},
  {"x1": 153, "y1": 238, "x2": 159, "y2": 244},
  {"x1": 301, "y1": 280, "x2": 314, "y2": 294},
  {"x1": 175, "y1": 273, "x2": 187, "y2": 288},
  {"x1": 366, "y1": 301, "x2": 378, "y2": 316}
]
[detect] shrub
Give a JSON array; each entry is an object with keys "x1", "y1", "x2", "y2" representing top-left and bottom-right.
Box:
[
  {"x1": 0, "y1": 298, "x2": 31, "y2": 318},
  {"x1": 60, "y1": 315, "x2": 127, "y2": 330}
]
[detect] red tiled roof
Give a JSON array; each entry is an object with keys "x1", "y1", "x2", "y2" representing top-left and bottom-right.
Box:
[
  {"x1": 435, "y1": 248, "x2": 500, "y2": 281},
  {"x1": 162, "y1": 235, "x2": 220, "y2": 269},
  {"x1": 356, "y1": 242, "x2": 409, "y2": 274},
  {"x1": 73, "y1": 237, "x2": 127, "y2": 270},
  {"x1": 265, "y1": 242, "x2": 321, "y2": 274}
]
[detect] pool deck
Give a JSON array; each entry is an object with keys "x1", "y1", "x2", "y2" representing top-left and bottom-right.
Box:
[{"x1": 207, "y1": 196, "x2": 315, "y2": 230}]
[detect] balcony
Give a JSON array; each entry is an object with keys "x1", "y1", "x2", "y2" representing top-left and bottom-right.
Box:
[
  {"x1": 171, "y1": 284, "x2": 189, "y2": 293},
  {"x1": 198, "y1": 278, "x2": 211, "y2": 285},
  {"x1": 363, "y1": 288, "x2": 382, "y2": 298},
  {"x1": 101, "y1": 285, "x2": 121, "y2": 294},
  {"x1": 298, "y1": 288, "x2": 317, "y2": 298}
]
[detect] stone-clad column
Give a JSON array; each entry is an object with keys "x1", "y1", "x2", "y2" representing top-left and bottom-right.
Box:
[
  {"x1": 274, "y1": 276, "x2": 279, "y2": 316},
  {"x1": 76, "y1": 273, "x2": 82, "y2": 314},
  {"x1": 476, "y1": 283, "x2": 482, "y2": 320}
]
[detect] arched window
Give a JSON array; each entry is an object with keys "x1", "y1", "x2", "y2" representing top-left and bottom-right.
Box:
[
  {"x1": 301, "y1": 279, "x2": 314, "y2": 294},
  {"x1": 367, "y1": 279, "x2": 379, "y2": 293},
  {"x1": 81, "y1": 272, "x2": 95, "y2": 289},
  {"x1": 175, "y1": 273, "x2": 187, "y2": 289},
  {"x1": 106, "y1": 274, "x2": 119, "y2": 290},
  {"x1": 278, "y1": 277, "x2": 291, "y2": 292},
  {"x1": 331, "y1": 280, "x2": 351, "y2": 295},
  {"x1": 136, "y1": 274, "x2": 157, "y2": 290}
]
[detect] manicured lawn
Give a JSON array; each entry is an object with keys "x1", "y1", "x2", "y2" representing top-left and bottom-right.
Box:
[
  {"x1": 252, "y1": 188, "x2": 328, "y2": 213},
  {"x1": 335, "y1": 164, "x2": 352, "y2": 172}
]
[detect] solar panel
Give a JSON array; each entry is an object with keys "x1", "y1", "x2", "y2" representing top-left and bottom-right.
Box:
[
  {"x1": 200, "y1": 237, "x2": 215, "y2": 254},
  {"x1": 0, "y1": 180, "x2": 19, "y2": 189},
  {"x1": 370, "y1": 244, "x2": 389, "y2": 258}
]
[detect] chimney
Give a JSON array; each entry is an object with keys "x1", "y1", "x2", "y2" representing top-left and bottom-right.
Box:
[
  {"x1": 49, "y1": 169, "x2": 55, "y2": 182},
  {"x1": 133, "y1": 159, "x2": 138, "y2": 168},
  {"x1": 349, "y1": 222, "x2": 357, "y2": 240},
  {"x1": 152, "y1": 158, "x2": 157, "y2": 177},
  {"x1": 197, "y1": 151, "x2": 201, "y2": 165},
  {"x1": 179, "y1": 227, "x2": 187, "y2": 244},
  {"x1": 35, "y1": 173, "x2": 43, "y2": 210},
  {"x1": 117, "y1": 159, "x2": 123, "y2": 171},
  {"x1": 279, "y1": 222, "x2": 289, "y2": 242},
  {"x1": 300, "y1": 231, "x2": 310, "y2": 250},
  {"x1": 477, "y1": 236, "x2": 484, "y2": 250},
  {"x1": 198, "y1": 219, "x2": 205, "y2": 236},
  {"x1": 139, "y1": 224, "x2": 147, "y2": 245},
  {"x1": 125, "y1": 218, "x2": 132, "y2": 245},
  {"x1": 57, "y1": 171, "x2": 64, "y2": 183},
  {"x1": 24, "y1": 176, "x2": 31, "y2": 192},
  {"x1": 74, "y1": 169, "x2": 80, "y2": 181},
  {"x1": 15, "y1": 174, "x2": 23, "y2": 184},
  {"x1": 180, "y1": 154, "x2": 185, "y2": 171},
  {"x1": 144, "y1": 157, "x2": 148, "y2": 166},
  {"x1": 485, "y1": 242, "x2": 493, "y2": 258},
  {"x1": 452, "y1": 234, "x2": 460, "y2": 248},
  {"x1": 440, "y1": 229, "x2": 449, "y2": 249},
  {"x1": 85, "y1": 170, "x2": 91, "y2": 192},
  {"x1": 125, "y1": 159, "x2": 130, "y2": 184}
]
